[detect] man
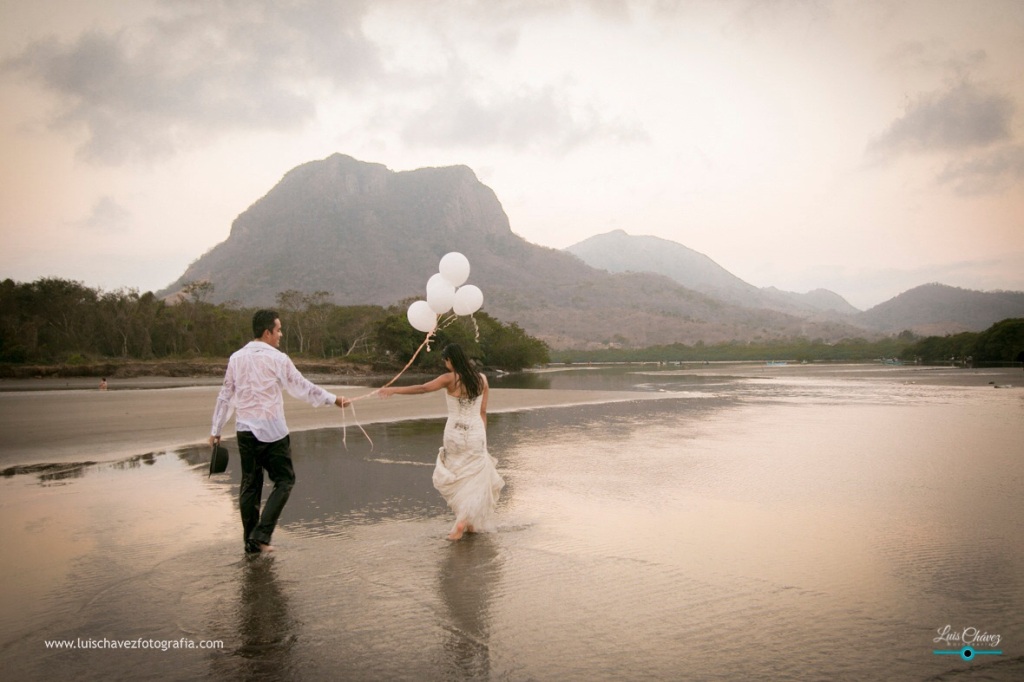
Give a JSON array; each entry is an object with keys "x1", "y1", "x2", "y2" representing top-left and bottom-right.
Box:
[{"x1": 211, "y1": 309, "x2": 349, "y2": 555}]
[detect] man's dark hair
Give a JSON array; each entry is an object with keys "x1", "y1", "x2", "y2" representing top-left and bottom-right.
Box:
[{"x1": 252, "y1": 310, "x2": 279, "y2": 339}]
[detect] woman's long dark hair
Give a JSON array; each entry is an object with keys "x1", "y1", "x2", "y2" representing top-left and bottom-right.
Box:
[{"x1": 441, "y1": 344, "x2": 482, "y2": 399}]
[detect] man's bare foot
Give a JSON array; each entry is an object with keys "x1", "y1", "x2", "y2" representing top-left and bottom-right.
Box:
[{"x1": 447, "y1": 521, "x2": 466, "y2": 541}]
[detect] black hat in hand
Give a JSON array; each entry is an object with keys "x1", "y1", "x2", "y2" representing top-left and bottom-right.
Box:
[{"x1": 209, "y1": 442, "x2": 229, "y2": 476}]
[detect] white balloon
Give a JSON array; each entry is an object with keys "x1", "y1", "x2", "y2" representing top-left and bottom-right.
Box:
[
  {"x1": 425, "y1": 273, "x2": 455, "y2": 314},
  {"x1": 407, "y1": 300, "x2": 437, "y2": 333},
  {"x1": 439, "y1": 252, "x2": 471, "y2": 287},
  {"x1": 452, "y1": 284, "x2": 484, "y2": 316}
]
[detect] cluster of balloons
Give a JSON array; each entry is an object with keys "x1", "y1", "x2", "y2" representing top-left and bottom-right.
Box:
[{"x1": 407, "y1": 252, "x2": 484, "y2": 333}]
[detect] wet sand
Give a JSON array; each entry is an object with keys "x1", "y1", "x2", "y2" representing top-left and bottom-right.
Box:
[
  {"x1": 2, "y1": 364, "x2": 1021, "y2": 680},
  {"x1": 0, "y1": 384, "x2": 668, "y2": 470},
  {"x1": 3, "y1": 363, "x2": 1014, "y2": 469}
]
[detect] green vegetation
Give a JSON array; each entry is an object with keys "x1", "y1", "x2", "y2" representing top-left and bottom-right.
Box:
[
  {"x1": 4, "y1": 276, "x2": 1019, "y2": 374},
  {"x1": 552, "y1": 320, "x2": 1024, "y2": 366},
  {"x1": 898, "y1": 318, "x2": 1024, "y2": 365},
  {"x1": 0, "y1": 277, "x2": 549, "y2": 373},
  {"x1": 373, "y1": 304, "x2": 549, "y2": 372}
]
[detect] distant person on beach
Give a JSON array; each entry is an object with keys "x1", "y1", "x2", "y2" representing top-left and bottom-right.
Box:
[
  {"x1": 98, "y1": 378, "x2": 108, "y2": 390},
  {"x1": 378, "y1": 343, "x2": 504, "y2": 541},
  {"x1": 210, "y1": 309, "x2": 350, "y2": 555}
]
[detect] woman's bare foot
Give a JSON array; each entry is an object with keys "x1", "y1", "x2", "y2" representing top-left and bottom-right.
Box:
[
  {"x1": 447, "y1": 521, "x2": 466, "y2": 541},
  {"x1": 257, "y1": 542, "x2": 275, "y2": 553}
]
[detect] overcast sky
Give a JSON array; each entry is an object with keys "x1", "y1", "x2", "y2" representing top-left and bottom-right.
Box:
[{"x1": 2, "y1": 0, "x2": 1022, "y2": 309}]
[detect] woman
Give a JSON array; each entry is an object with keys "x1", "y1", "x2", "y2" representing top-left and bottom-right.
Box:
[{"x1": 378, "y1": 344, "x2": 505, "y2": 540}]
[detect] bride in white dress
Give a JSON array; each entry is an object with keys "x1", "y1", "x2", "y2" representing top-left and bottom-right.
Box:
[{"x1": 378, "y1": 344, "x2": 505, "y2": 540}]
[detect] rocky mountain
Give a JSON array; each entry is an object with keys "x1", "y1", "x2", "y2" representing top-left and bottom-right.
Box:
[
  {"x1": 565, "y1": 230, "x2": 859, "y2": 318},
  {"x1": 855, "y1": 284, "x2": 1024, "y2": 335},
  {"x1": 564, "y1": 230, "x2": 1024, "y2": 336},
  {"x1": 162, "y1": 154, "x2": 1022, "y2": 347},
  {"x1": 161, "y1": 154, "x2": 866, "y2": 349}
]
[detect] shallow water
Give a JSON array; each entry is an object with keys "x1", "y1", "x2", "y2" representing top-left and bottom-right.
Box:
[{"x1": 2, "y1": 366, "x2": 1022, "y2": 680}]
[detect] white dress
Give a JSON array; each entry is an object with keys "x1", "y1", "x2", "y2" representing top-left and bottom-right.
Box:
[{"x1": 432, "y1": 392, "x2": 505, "y2": 532}]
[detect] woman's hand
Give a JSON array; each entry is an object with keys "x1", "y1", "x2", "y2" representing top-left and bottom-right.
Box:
[{"x1": 378, "y1": 387, "x2": 396, "y2": 399}]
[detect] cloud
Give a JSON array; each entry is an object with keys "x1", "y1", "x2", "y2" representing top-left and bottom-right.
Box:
[
  {"x1": 76, "y1": 196, "x2": 133, "y2": 233},
  {"x1": 398, "y1": 82, "x2": 647, "y2": 151},
  {"x1": 5, "y1": 0, "x2": 638, "y2": 163},
  {"x1": 881, "y1": 39, "x2": 988, "y2": 77},
  {"x1": 867, "y1": 81, "x2": 1015, "y2": 159},
  {"x1": 4, "y1": 0, "x2": 381, "y2": 164},
  {"x1": 937, "y1": 144, "x2": 1024, "y2": 195}
]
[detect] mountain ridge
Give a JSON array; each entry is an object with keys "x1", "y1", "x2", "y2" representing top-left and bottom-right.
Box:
[
  {"x1": 161, "y1": 154, "x2": 1024, "y2": 347},
  {"x1": 565, "y1": 229, "x2": 859, "y2": 317},
  {"x1": 855, "y1": 283, "x2": 1024, "y2": 335}
]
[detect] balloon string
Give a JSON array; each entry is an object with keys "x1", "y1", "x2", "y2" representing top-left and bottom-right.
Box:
[
  {"x1": 381, "y1": 326, "x2": 438, "y2": 389},
  {"x1": 340, "y1": 399, "x2": 373, "y2": 450},
  {"x1": 376, "y1": 313, "x2": 457, "y2": 390},
  {"x1": 338, "y1": 316, "x2": 455, "y2": 448}
]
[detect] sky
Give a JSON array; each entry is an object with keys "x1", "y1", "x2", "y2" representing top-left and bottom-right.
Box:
[{"x1": 1, "y1": 0, "x2": 1023, "y2": 310}]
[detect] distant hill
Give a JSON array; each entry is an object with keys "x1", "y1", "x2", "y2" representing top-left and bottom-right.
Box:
[
  {"x1": 759, "y1": 287, "x2": 859, "y2": 316},
  {"x1": 856, "y1": 284, "x2": 1024, "y2": 335},
  {"x1": 565, "y1": 230, "x2": 859, "y2": 318},
  {"x1": 160, "y1": 154, "x2": 865, "y2": 349}
]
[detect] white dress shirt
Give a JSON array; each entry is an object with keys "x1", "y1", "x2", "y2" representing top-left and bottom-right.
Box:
[{"x1": 211, "y1": 340, "x2": 336, "y2": 443}]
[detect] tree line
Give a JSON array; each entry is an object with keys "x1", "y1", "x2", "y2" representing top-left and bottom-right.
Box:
[
  {"x1": 0, "y1": 278, "x2": 549, "y2": 372},
  {"x1": 897, "y1": 318, "x2": 1024, "y2": 365},
  {"x1": 5, "y1": 277, "x2": 1019, "y2": 371},
  {"x1": 551, "y1": 320, "x2": 1024, "y2": 366}
]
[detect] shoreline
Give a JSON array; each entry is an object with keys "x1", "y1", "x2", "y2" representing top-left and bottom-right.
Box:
[
  {"x1": 2, "y1": 362, "x2": 1018, "y2": 472},
  {"x1": 0, "y1": 385, "x2": 671, "y2": 472},
  {"x1": 2, "y1": 364, "x2": 1022, "y2": 680}
]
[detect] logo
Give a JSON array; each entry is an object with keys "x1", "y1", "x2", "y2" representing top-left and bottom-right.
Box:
[{"x1": 932, "y1": 625, "x2": 1002, "y2": 661}]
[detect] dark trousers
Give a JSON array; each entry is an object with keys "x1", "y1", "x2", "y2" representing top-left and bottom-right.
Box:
[{"x1": 237, "y1": 431, "x2": 295, "y2": 551}]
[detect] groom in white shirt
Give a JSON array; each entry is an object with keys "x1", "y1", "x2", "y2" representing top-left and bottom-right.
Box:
[{"x1": 211, "y1": 309, "x2": 349, "y2": 554}]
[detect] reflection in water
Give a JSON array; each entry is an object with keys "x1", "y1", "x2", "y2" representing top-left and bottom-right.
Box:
[
  {"x1": 38, "y1": 464, "x2": 90, "y2": 482},
  {"x1": 109, "y1": 451, "x2": 158, "y2": 470},
  {"x1": 437, "y1": 536, "x2": 502, "y2": 679},
  {"x1": 488, "y1": 364, "x2": 731, "y2": 392},
  {"x1": 3, "y1": 365, "x2": 1024, "y2": 680},
  {"x1": 2, "y1": 461, "x2": 93, "y2": 481},
  {"x1": 285, "y1": 422, "x2": 448, "y2": 533},
  {"x1": 233, "y1": 558, "x2": 295, "y2": 681},
  {"x1": 487, "y1": 371, "x2": 553, "y2": 390}
]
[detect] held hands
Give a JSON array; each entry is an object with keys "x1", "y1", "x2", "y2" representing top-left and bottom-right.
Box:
[{"x1": 334, "y1": 396, "x2": 352, "y2": 408}]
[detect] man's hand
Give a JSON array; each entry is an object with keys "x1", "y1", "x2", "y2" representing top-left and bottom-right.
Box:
[
  {"x1": 334, "y1": 396, "x2": 351, "y2": 408},
  {"x1": 209, "y1": 435, "x2": 220, "y2": 447}
]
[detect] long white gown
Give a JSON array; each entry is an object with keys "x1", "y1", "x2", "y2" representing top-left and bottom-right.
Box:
[{"x1": 432, "y1": 392, "x2": 505, "y2": 532}]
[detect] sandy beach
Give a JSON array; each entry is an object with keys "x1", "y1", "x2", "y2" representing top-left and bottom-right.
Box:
[
  {"x1": 0, "y1": 382, "x2": 667, "y2": 471},
  {"x1": 3, "y1": 362, "x2": 1015, "y2": 470},
  {"x1": 2, "y1": 364, "x2": 1021, "y2": 680}
]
